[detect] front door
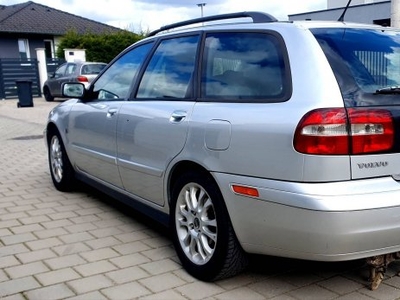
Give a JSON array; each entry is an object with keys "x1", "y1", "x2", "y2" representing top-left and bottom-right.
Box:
[
  {"x1": 67, "y1": 100, "x2": 123, "y2": 187},
  {"x1": 66, "y1": 41, "x2": 155, "y2": 188}
]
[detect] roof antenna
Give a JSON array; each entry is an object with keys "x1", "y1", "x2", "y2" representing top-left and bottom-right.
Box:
[{"x1": 338, "y1": 0, "x2": 352, "y2": 22}]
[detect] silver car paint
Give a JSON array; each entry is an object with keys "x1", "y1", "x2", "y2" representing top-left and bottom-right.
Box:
[
  {"x1": 179, "y1": 24, "x2": 351, "y2": 182},
  {"x1": 67, "y1": 101, "x2": 124, "y2": 187},
  {"x1": 47, "y1": 21, "x2": 400, "y2": 262},
  {"x1": 165, "y1": 143, "x2": 400, "y2": 260},
  {"x1": 116, "y1": 101, "x2": 195, "y2": 205},
  {"x1": 214, "y1": 172, "x2": 400, "y2": 261}
]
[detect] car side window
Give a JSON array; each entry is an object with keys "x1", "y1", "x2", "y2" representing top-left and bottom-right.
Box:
[
  {"x1": 201, "y1": 32, "x2": 290, "y2": 102},
  {"x1": 91, "y1": 42, "x2": 154, "y2": 100},
  {"x1": 54, "y1": 64, "x2": 67, "y2": 78},
  {"x1": 136, "y1": 35, "x2": 199, "y2": 99},
  {"x1": 65, "y1": 64, "x2": 76, "y2": 75}
]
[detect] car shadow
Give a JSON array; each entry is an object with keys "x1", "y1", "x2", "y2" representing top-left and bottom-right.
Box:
[
  {"x1": 71, "y1": 181, "x2": 382, "y2": 287},
  {"x1": 73, "y1": 181, "x2": 170, "y2": 236}
]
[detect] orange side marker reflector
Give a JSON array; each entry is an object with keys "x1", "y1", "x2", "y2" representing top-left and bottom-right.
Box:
[{"x1": 232, "y1": 185, "x2": 259, "y2": 197}]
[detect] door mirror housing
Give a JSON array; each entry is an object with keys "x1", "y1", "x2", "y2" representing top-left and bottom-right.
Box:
[{"x1": 63, "y1": 82, "x2": 85, "y2": 98}]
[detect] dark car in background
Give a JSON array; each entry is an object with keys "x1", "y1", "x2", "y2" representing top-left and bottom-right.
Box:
[{"x1": 43, "y1": 61, "x2": 107, "y2": 101}]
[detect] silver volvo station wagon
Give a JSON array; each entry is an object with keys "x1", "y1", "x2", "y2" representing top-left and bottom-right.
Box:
[{"x1": 45, "y1": 11, "x2": 400, "y2": 281}]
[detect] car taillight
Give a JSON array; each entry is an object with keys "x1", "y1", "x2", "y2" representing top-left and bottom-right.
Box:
[
  {"x1": 77, "y1": 76, "x2": 88, "y2": 82},
  {"x1": 294, "y1": 108, "x2": 394, "y2": 155}
]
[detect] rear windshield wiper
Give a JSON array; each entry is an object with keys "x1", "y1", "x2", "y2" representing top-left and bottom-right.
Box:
[{"x1": 375, "y1": 86, "x2": 400, "y2": 95}]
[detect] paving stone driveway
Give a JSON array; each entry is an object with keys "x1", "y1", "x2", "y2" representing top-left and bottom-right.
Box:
[{"x1": 1, "y1": 97, "x2": 400, "y2": 300}]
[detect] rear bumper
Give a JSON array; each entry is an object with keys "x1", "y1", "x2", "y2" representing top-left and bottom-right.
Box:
[{"x1": 214, "y1": 173, "x2": 400, "y2": 261}]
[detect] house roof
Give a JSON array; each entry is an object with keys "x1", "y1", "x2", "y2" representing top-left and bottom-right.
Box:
[{"x1": 0, "y1": 1, "x2": 122, "y2": 35}]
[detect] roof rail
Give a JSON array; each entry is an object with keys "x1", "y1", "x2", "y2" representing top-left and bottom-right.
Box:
[{"x1": 147, "y1": 11, "x2": 278, "y2": 37}]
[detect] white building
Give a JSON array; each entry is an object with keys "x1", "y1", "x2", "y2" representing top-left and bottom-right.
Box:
[
  {"x1": 289, "y1": 0, "x2": 390, "y2": 25},
  {"x1": 328, "y1": 0, "x2": 387, "y2": 8}
]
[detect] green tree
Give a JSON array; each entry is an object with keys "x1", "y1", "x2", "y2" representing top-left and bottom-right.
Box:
[{"x1": 56, "y1": 30, "x2": 145, "y2": 63}]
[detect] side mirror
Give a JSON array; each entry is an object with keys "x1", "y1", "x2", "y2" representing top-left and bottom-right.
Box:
[{"x1": 62, "y1": 82, "x2": 85, "y2": 98}]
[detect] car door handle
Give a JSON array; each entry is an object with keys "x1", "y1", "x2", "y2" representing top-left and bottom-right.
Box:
[
  {"x1": 107, "y1": 108, "x2": 118, "y2": 118},
  {"x1": 170, "y1": 111, "x2": 187, "y2": 123}
]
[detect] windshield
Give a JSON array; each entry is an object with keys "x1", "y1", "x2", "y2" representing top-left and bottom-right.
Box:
[{"x1": 312, "y1": 27, "x2": 400, "y2": 106}]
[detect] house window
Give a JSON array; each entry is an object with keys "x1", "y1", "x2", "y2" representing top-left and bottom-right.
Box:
[
  {"x1": 44, "y1": 40, "x2": 54, "y2": 58},
  {"x1": 18, "y1": 39, "x2": 30, "y2": 59}
]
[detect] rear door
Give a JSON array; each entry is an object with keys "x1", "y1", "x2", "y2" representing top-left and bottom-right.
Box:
[{"x1": 116, "y1": 34, "x2": 200, "y2": 205}]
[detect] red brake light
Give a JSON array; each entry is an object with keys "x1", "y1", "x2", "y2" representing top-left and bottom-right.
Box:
[
  {"x1": 77, "y1": 76, "x2": 88, "y2": 82},
  {"x1": 348, "y1": 108, "x2": 394, "y2": 154},
  {"x1": 294, "y1": 108, "x2": 394, "y2": 155},
  {"x1": 294, "y1": 108, "x2": 349, "y2": 154}
]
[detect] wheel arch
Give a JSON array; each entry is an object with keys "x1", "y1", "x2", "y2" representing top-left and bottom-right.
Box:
[
  {"x1": 43, "y1": 84, "x2": 55, "y2": 101},
  {"x1": 46, "y1": 122, "x2": 62, "y2": 143},
  {"x1": 46, "y1": 121, "x2": 76, "y2": 191},
  {"x1": 167, "y1": 160, "x2": 248, "y2": 280},
  {"x1": 43, "y1": 84, "x2": 51, "y2": 95},
  {"x1": 46, "y1": 122, "x2": 70, "y2": 158},
  {"x1": 46, "y1": 122, "x2": 58, "y2": 141},
  {"x1": 167, "y1": 160, "x2": 213, "y2": 207}
]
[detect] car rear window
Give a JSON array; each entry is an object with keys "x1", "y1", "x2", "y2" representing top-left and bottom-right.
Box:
[
  {"x1": 201, "y1": 32, "x2": 291, "y2": 102},
  {"x1": 312, "y1": 28, "x2": 400, "y2": 107},
  {"x1": 81, "y1": 64, "x2": 106, "y2": 75}
]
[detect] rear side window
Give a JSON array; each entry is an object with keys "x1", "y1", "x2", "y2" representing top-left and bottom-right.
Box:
[
  {"x1": 201, "y1": 32, "x2": 290, "y2": 102},
  {"x1": 55, "y1": 64, "x2": 67, "y2": 77},
  {"x1": 66, "y1": 64, "x2": 76, "y2": 75},
  {"x1": 312, "y1": 28, "x2": 400, "y2": 106}
]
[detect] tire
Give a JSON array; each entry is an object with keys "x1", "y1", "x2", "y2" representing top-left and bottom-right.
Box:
[
  {"x1": 171, "y1": 171, "x2": 248, "y2": 281},
  {"x1": 47, "y1": 129, "x2": 75, "y2": 191},
  {"x1": 43, "y1": 86, "x2": 54, "y2": 102}
]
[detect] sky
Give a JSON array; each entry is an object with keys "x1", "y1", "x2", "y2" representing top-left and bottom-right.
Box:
[{"x1": 0, "y1": 0, "x2": 328, "y2": 32}]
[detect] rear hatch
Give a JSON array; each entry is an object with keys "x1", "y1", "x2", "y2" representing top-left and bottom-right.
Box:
[
  {"x1": 306, "y1": 26, "x2": 400, "y2": 180},
  {"x1": 79, "y1": 63, "x2": 107, "y2": 83}
]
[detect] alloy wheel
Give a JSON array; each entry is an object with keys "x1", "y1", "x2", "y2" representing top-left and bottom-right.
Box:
[
  {"x1": 50, "y1": 135, "x2": 63, "y2": 183},
  {"x1": 175, "y1": 183, "x2": 217, "y2": 265}
]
